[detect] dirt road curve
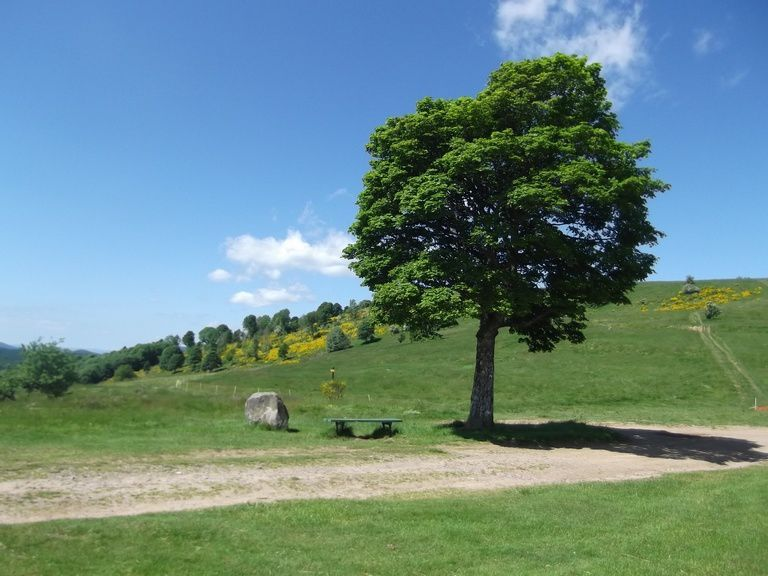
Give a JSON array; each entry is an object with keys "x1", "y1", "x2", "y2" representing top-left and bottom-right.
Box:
[{"x1": 2, "y1": 423, "x2": 767, "y2": 525}]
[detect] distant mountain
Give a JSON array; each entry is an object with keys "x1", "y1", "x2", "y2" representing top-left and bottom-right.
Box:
[
  {"x1": 0, "y1": 347, "x2": 22, "y2": 369},
  {"x1": 0, "y1": 344, "x2": 97, "y2": 370}
]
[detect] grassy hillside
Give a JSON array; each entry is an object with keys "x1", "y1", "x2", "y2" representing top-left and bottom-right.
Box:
[{"x1": 0, "y1": 279, "x2": 766, "y2": 470}]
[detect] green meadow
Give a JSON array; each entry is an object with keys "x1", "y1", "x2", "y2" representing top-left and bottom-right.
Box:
[{"x1": 1, "y1": 279, "x2": 767, "y2": 574}]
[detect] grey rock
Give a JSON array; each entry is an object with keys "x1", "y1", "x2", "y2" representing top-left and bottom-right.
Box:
[{"x1": 244, "y1": 392, "x2": 289, "y2": 429}]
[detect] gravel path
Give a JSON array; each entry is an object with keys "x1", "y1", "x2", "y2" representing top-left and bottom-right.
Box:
[{"x1": 2, "y1": 423, "x2": 767, "y2": 525}]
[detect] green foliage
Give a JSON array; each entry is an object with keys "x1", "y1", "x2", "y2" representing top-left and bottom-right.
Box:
[
  {"x1": 181, "y1": 330, "x2": 195, "y2": 348},
  {"x1": 344, "y1": 54, "x2": 668, "y2": 428},
  {"x1": 159, "y1": 345, "x2": 185, "y2": 372},
  {"x1": 316, "y1": 302, "x2": 343, "y2": 325},
  {"x1": 201, "y1": 349, "x2": 222, "y2": 372},
  {"x1": 278, "y1": 342, "x2": 290, "y2": 360},
  {"x1": 356, "y1": 318, "x2": 376, "y2": 343},
  {"x1": 242, "y1": 314, "x2": 258, "y2": 339},
  {"x1": 270, "y1": 309, "x2": 292, "y2": 333},
  {"x1": 198, "y1": 326, "x2": 218, "y2": 346},
  {"x1": 704, "y1": 302, "x2": 721, "y2": 320},
  {"x1": 77, "y1": 341, "x2": 166, "y2": 384},
  {"x1": 319, "y1": 379, "x2": 347, "y2": 400},
  {"x1": 0, "y1": 369, "x2": 20, "y2": 400},
  {"x1": 16, "y1": 340, "x2": 77, "y2": 397},
  {"x1": 113, "y1": 364, "x2": 136, "y2": 381},
  {"x1": 244, "y1": 339, "x2": 259, "y2": 361},
  {"x1": 325, "y1": 326, "x2": 351, "y2": 352},
  {"x1": 185, "y1": 344, "x2": 203, "y2": 372}
]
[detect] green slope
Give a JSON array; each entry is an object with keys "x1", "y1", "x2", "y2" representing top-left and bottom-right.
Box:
[
  {"x1": 229, "y1": 278, "x2": 768, "y2": 424},
  {"x1": 0, "y1": 279, "x2": 765, "y2": 468}
]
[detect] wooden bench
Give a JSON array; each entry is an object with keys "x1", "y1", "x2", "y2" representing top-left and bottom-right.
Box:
[{"x1": 325, "y1": 417, "x2": 402, "y2": 436}]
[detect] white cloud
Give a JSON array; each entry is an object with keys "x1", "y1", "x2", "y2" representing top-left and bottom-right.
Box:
[
  {"x1": 494, "y1": 0, "x2": 648, "y2": 107},
  {"x1": 207, "y1": 268, "x2": 232, "y2": 282},
  {"x1": 693, "y1": 29, "x2": 720, "y2": 55},
  {"x1": 230, "y1": 284, "x2": 312, "y2": 308},
  {"x1": 225, "y1": 229, "x2": 354, "y2": 279}
]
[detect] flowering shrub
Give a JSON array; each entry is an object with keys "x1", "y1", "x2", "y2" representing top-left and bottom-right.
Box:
[
  {"x1": 320, "y1": 379, "x2": 347, "y2": 400},
  {"x1": 658, "y1": 285, "x2": 762, "y2": 312}
]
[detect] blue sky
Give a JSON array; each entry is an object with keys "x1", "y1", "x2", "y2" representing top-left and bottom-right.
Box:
[{"x1": 1, "y1": 0, "x2": 766, "y2": 350}]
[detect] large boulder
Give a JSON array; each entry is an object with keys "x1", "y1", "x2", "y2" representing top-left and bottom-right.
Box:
[{"x1": 244, "y1": 392, "x2": 289, "y2": 429}]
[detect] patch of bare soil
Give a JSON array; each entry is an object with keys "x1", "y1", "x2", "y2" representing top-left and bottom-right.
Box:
[{"x1": 2, "y1": 423, "x2": 767, "y2": 525}]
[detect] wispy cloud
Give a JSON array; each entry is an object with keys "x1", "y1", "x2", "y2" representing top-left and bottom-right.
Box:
[
  {"x1": 722, "y1": 69, "x2": 749, "y2": 89},
  {"x1": 207, "y1": 268, "x2": 232, "y2": 282},
  {"x1": 297, "y1": 201, "x2": 326, "y2": 238},
  {"x1": 327, "y1": 187, "x2": 349, "y2": 200},
  {"x1": 225, "y1": 229, "x2": 353, "y2": 280},
  {"x1": 494, "y1": 0, "x2": 648, "y2": 107},
  {"x1": 693, "y1": 29, "x2": 720, "y2": 55},
  {"x1": 230, "y1": 284, "x2": 312, "y2": 308}
]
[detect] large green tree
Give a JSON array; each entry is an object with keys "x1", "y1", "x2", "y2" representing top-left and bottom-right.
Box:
[{"x1": 344, "y1": 55, "x2": 668, "y2": 429}]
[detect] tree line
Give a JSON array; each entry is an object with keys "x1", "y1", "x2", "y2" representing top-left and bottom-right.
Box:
[{"x1": 1, "y1": 300, "x2": 373, "y2": 399}]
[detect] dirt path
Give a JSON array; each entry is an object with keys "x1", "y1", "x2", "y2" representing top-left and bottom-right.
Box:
[
  {"x1": 691, "y1": 312, "x2": 764, "y2": 398},
  {"x1": 2, "y1": 423, "x2": 767, "y2": 525}
]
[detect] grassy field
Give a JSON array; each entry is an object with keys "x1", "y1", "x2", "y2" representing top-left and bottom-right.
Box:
[
  {"x1": 1, "y1": 279, "x2": 767, "y2": 574},
  {"x1": 1, "y1": 466, "x2": 766, "y2": 575},
  {"x1": 1, "y1": 279, "x2": 765, "y2": 470}
]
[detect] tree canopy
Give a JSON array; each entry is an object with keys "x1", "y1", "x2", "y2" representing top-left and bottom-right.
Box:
[
  {"x1": 344, "y1": 54, "x2": 668, "y2": 429},
  {"x1": 16, "y1": 340, "x2": 78, "y2": 398}
]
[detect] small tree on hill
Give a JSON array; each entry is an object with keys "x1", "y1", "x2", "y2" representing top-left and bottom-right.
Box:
[
  {"x1": 326, "y1": 326, "x2": 351, "y2": 352},
  {"x1": 345, "y1": 54, "x2": 667, "y2": 429},
  {"x1": 704, "y1": 302, "x2": 721, "y2": 320},
  {"x1": 201, "y1": 349, "x2": 222, "y2": 372},
  {"x1": 357, "y1": 318, "x2": 376, "y2": 344},
  {"x1": 159, "y1": 345, "x2": 185, "y2": 372},
  {"x1": 16, "y1": 340, "x2": 78, "y2": 398},
  {"x1": 185, "y1": 344, "x2": 203, "y2": 372}
]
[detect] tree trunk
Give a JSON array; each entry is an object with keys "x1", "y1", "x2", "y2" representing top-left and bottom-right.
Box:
[{"x1": 466, "y1": 315, "x2": 500, "y2": 430}]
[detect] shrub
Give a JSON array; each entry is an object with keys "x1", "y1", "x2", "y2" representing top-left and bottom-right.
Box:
[
  {"x1": 278, "y1": 342, "x2": 290, "y2": 360},
  {"x1": 0, "y1": 370, "x2": 19, "y2": 401},
  {"x1": 320, "y1": 379, "x2": 347, "y2": 400},
  {"x1": 704, "y1": 302, "x2": 721, "y2": 320},
  {"x1": 113, "y1": 364, "x2": 136, "y2": 381},
  {"x1": 326, "y1": 326, "x2": 351, "y2": 352},
  {"x1": 357, "y1": 318, "x2": 376, "y2": 343}
]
